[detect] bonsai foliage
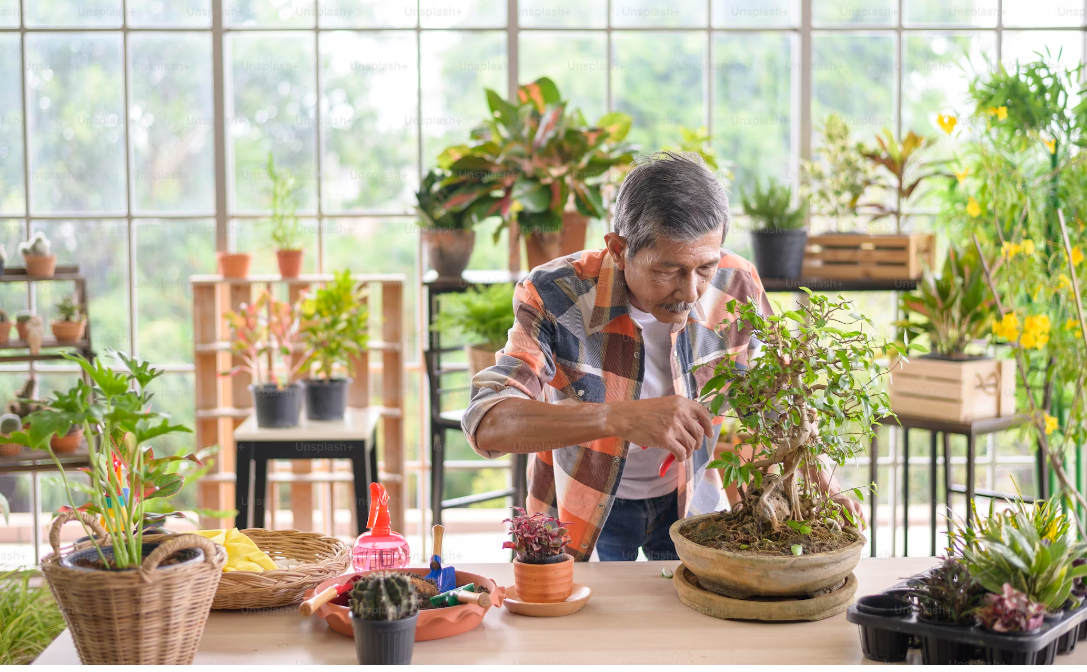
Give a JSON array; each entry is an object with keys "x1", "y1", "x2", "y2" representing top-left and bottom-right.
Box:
[
  {"x1": 349, "y1": 572, "x2": 420, "y2": 621},
  {"x1": 701, "y1": 292, "x2": 909, "y2": 532},
  {"x1": 502, "y1": 507, "x2": 571, "y2": 563},
  {"x1": 438, "y1": 77, "x2": 634, "y2": 236},
  {"x1": 860, "y1": 128, "x2": 944, "y2": 232},
  {"x1": 896, "y1": 242, "x2": 996, "y2": 358},
  {"x1": 267, "y1": 153, "x2": 303, "y2": 251},
  {"x1": 904, "y1": 559, "x2": 985, "y2": 624},
  {"x1": 801, "y1": 114, "x2": 874, "y2": 230},
  {"x1": 975, "y1": 583, "x2": 1046, "y2": 633},
  {"x1": 223, "y1": 291, "x2": 303, "y2": 389},
  {"x1": 18, "y1": 232, "x2": 50, "y2": 257},
  {"x1": 430, "y1": 283, "x2": 515, "y2": 349},
  {"x1": 10, "y1": 351, "x2": 196, "y2": 569},
  {"x1": 299, "y1": 269, "x2": 369, "y2": 381},
  {"x1": 54, "y1": 295, "x2": 81, "y2": 323},
  {"x1": 740, "y1": 177, "x2": 808, "y2": 232}
]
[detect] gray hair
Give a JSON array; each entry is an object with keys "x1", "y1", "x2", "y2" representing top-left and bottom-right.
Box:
[{"x1": 612, "y1": 151, "x2": 729, "y2": 257}]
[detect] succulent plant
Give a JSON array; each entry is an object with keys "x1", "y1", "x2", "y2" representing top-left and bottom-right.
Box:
[
  {"x1": 55, "y1": 296, "x2": 81, "y2": 322},
  {"x1": 348, "y1": 572, "x2": 420, "y2": 622},
  {"x1": 0, "y1": 413, "x2": 21, "y2": 435},
  {"x1": 502, "y1": 506, "x2": 571, "y2": 563},
  {"x1": 976, "y1": 583, "x2": 1046, "y2": 633},
  {"x1": 905, "y1": 558, "x2": 986, "y2": 625},
  {"x1": 18, "y1": 232, "x2": 51, "y2": 257},
  {"x1": 14, "y1": 311, "x2": 32, "y2": 324}
]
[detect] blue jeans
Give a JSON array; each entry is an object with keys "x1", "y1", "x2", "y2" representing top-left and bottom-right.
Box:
[{"x1": 595, "y1": 489, "x2": 680, "y2": 561}]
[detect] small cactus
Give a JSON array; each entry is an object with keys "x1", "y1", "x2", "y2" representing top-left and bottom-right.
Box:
[
  {"x1": 18, "y1": 232, "x2": 51, "y2": 257},
  {"x1": 14, "y1": 310, "x2": 32, "y2": 324},
  {"x1": 0, "y1": 413, "x2": 21, "y2": 435},
  {"x1": 348, "y1": 572, "x2": 420, "y2": 622}
]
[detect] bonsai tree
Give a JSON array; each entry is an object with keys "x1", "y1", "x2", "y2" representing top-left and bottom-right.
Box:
[
  {"x1": 696, "y1": 292, "x2": 915, "y2": 551},
  {"x1": 299, "y1": 269, "x2": 369, "y2": 381},
  {"x1": 223, "y1": 291, "x2": 303, "y2": 389},
  {"x1": 740, "y1": 177, "x2": 808, "y2": 233},
  {"x1": 267, "y1": 153, "x2": 302, "y2": 252},
  {"x1": 896, "y1": 242, "x2": 996, "y2": 358},
  {"x1": 905, "y1": 558, "x2": 986, "y2": 624},
  {"x1": 502, "y1": 506, "x2": 571, "y2": 563},
  {"x1": 431, "y1": 283, "x2": 515, "y2": 351}
]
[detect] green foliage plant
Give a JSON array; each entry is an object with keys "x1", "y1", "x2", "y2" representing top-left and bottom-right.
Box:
[
  {"x1": 430, "y1": 283, "x2": 515, "y2": 349},
  {"x1": 860, "y1": 128, "x2": 945, "y2": 232},
  {"x1": 349, "y1": 572, "x2": 420, "y2": 621},
  {"x1": 54, "y1": 296, "x2": 81, "y2": 323},
  {"x1": 9, "y1": 351, "x2": 197, "y2": 569},
  {"x1": 299, "y1": 269, "x2": 369, "y2": 381},
  {"x1": 267, "y1": 153, "x2": 303, "y2": 251},
  {"x1": 0, "y1": 569, "x2": 66, "y2": 664},
  {"x1": 740, "y1": 177, "x2": 808, "y2": 232},
  {"x1": 416, "y1": 169, "x2": 484, "y2": 231},
  {"x1": 905, "y1": 558, "x2": 986, "y2": 624},
  {"x1": 801, "y1": 114, "x2": 874, "y2": 231},
  {"x1": 223, "y1": 291, "x2": 302, "y2": 389}
]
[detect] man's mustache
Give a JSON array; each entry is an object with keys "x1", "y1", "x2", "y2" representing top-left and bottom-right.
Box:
[{"x1": 658, "y1": 301, "x2": 695, "y2": 314}]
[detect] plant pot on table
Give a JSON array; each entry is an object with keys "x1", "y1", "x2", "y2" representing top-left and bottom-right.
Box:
[
  {"x1": 42, "y1": 511, "x2": 225, "y2": 665},
  {"x1": 423, "y1": 228, "x2": 475, "y2": 279},
  {"x1": 50, "y1": 425, "x2": 84, "y2": 454},
  {"x1": 512, "y1": 553, "x2": 574, "y2": 603},
  {"x1": 352, "y1": 611, "x2": 418, "y2": 665},
  {"x1": 750, "y1": 228, "x2": 807, "y2": 280},
  {"x1": 24, "y1": 253, "x2": 57, "y2": 277},
  {"x1": 216, "y1": 252, "x2": 251, "y2": 279},
  {"x1": 250, "y1": 382, "x2": 303, "y2": 428},
  {"x1": 303, "y1": 377, "x2": 351, "y2": 421},
  {"x1": 276, "y1": 248, "x2": 304, "y2": 278},
  {"x1": 51, "y1": 319, "x2": 86, "y2": 343}
]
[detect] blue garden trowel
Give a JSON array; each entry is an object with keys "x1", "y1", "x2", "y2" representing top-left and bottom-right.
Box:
[{"x1": 425, "y1": 524, "x2": 456, "y2": 592}]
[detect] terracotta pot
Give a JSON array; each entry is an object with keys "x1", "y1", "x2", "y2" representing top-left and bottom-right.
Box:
[
  {"x1": 670, "y1": 513, "x2": 865, "y2": 599},
  {"x1": 216, "y1": 252, "x2": 251, "y2": 279},
  {"x1": 423, "y1": 229, "x2": 476, "y2": 278},
  {"x1": 276, "y1": 249, "x2": 304, "y2": 278},
  {"x1": 15, "y1": 321, "x2": 30, "y2": 341},
  {"x1": 525, "y1": 212, "x2": 589, "y2": 270},
  {"x1": 50, "y1": 426, "x2": 83, "y2": 454},
  {"x1": 51, "y1": 320, "x2": 86, "y2": 343},
  {"x1": 465, "y1": 344, "x2": 498, "y2": 379},
  {"x1": 24, "y1": 254, "x2": 57, "y2": 277},
  {"x1": 0, "y1": 322, "x2": 10, "y2": 344},
  {"x1": 0, "y1": 441, "x2": 21, "y2": 457},
  {"x1": 512, "y1": 554, "x2": 574, "y2": 604}
]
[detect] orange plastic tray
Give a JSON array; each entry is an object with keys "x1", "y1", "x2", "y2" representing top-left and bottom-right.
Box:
[{"x1": 305, "y1": 567, "x2": 505, "y2": 641}]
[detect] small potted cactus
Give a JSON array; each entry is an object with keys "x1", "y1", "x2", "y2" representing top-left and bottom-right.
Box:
[
  {"x1": 348, "y1": 571, "x2": 420, "y2": 665},
  {"x1": 19, "y1": 232, "x2": 55, "y2": 277},
  {"x1": 0, "y1": 412, "x2": 21, "y2": 456},
  {"x1": 503, "y1": 506, "x2": 574, "y2": 604},
  {"x1": 51, "y1": 295, "x2": 86, "y2": 342},
  {"x1": 0, "y1": 309, "x2": 11, "y2": 344},
  {"x1": 14, "y1": 310, "x2": 33, "y2": 341}
]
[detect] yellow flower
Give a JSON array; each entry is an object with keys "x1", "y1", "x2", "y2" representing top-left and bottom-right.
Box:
[
  {"x1": 954, "y1": 167, "x2": 970, "y2": 184},
  {"x1": 966, "y1": 197, "x2": 982, "y2": 218},
  {"x1": 1058, "y1": 274, "x2": 1072, "y2": 292},
  {"x1": 1044, "y1": 414, "x2": 1059, "y2": 436},
  {"x1": 1043, "y1": 137, "x2": 1056, "y2": 154},
  {"x1": 988, "y1": 106, "x2": 1008, "y2": 120},
  {"x1": 937, "y1": 114, "x2": 958, "y2": 135},
  {"x1": 1073, "y1": 246, "x2": 1084, "y2": 266},
  {"x1": 1021, "y1": 239, "x2": 1036, "y2": 256},
  {"x1": 992, "y1": 312, "x2": 1020, "y2": 340},
  {"x1": 1064, "y1": 318, "x2": 1083, "y2": 339},
  {"x1": 1002, "y1": 241, "x2": 1021, "y2": 259},
  {"x1": 1021, "y1": 314, "x2": 1051, "y2": 350}
]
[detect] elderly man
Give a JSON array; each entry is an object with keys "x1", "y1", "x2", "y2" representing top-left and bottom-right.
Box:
[{"x1": 461, "y1": 152, "x2": 861, "y2": 562}]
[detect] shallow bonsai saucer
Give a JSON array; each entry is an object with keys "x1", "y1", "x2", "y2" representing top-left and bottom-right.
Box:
[
  {"x1": 673, "y1": 563, "x2": 857, "y2": 621},
  {"x1": 501, "y1": 583, "x2": 592, "y2": 617}
]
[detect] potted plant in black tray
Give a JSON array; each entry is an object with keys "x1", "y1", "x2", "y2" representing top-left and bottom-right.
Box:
[
  {"x1": 741, "y1": 176, "x2": 809, "y2": 280},
  {"x1": 349, "y1": 571, "x2": 420, "y2": 665},
  {"x1": 223, "y1": 291, "x2": 304, "y2": 428},
  {"x1": 904, "y1": 558, "x2": 986, "y2": 664},
  {"x1": 299, "y1": 269, "x2": 369, "y2": 421},
  {"x1": 976, "y1": 584, "x2": 1048, "y2": 664}
]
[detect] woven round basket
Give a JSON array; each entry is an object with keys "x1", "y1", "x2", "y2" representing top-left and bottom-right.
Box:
[
  {"x1": 41, "y1": 511, "x2": 226, "y2": 665},
  {"x1": 211, "y1": 528, "x2": 350, "y2": 610}
]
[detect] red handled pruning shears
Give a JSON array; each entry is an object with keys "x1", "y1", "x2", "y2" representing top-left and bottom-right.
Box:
[{"x1": 642, "y1": 399, "x2": 717, "y2": 478}]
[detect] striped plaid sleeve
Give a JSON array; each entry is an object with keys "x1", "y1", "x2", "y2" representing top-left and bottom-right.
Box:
[{"x1": 461, "y1": 279, "x2": 557, "y2": 459}]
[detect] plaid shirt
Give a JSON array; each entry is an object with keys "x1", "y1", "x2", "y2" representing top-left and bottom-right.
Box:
[{"x1": 461, "y1": 248, "x2": 772, "y2": 560}]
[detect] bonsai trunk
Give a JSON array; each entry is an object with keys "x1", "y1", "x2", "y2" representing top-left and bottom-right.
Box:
[{"x1": 747, "y1": 393, "x2": 815, "y2": 530}]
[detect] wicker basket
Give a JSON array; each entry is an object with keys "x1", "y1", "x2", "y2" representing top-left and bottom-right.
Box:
[
  {"x1": 41, "y1": 511, "x2": 226, "y2": 665},
  {"x1": 211, "y1": 528, "x2": 350, "y2": 610}
]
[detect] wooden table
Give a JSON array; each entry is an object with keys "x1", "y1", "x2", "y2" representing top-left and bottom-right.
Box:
[{"x1": 34, "y1": 556, "x2": 1085, "y2": 665}]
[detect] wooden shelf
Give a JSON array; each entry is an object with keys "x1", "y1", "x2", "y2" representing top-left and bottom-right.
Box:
[
  {"x1": 191, "y1": 272, "x2": 407, "y2": 286},
  {"x1": 195, "y1": 339, "x2": 400, "y2": 354},
  {"x1": 0, "y1": 265, "x2": 84, "y2": 283},
  {"x1": 0, "y1": 338, "x2": 90, "y2": 351}
]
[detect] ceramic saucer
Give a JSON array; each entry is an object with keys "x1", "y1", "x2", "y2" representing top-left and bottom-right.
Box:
[{"x1": 501, "y1": 583, "x2": 592, "y2": 617}]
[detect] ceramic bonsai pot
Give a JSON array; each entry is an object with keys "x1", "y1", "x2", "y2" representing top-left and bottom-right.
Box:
[
  {"x1": 511, "y1": 553, "x2": 574, "y2": 603},
  {"x1": 24, "y1": 254, "x2": 57, "y2": 277},
  {"x1": 50, "y1": 426, "x2": 84, "y2": 454},
  {"x1": 423, "y1": 229, "x2": 475, "y2": 278},
  {"x1": 751, "y1": 229, "x2": 808, "y2": 280},
  {"x1": 250, "y1": 382, "x2": 303, "y2": 428},
  {"x1": 276, "y1": 249, "x2": 303, "y2": 278},
  {"x1": 303, "y1": 377, "x2": 350, "y2": 421},
  {"x1": 670, "y1": 513, "x2": 865, "y2": 599},
  {"x1": 51, "y1": 320, "x2": 86, "y2": 342},
  {"x1": 216, "y1": 252, "x2": 251, "y2": 279}
]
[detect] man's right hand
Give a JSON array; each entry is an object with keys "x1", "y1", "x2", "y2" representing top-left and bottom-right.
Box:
[{"x1": 604, "y1": 396, "x2": 714, "y2": 463}]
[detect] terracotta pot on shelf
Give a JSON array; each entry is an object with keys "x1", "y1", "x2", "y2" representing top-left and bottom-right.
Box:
[
  {"x1": 0, "y1": 440, "x2": 20, "y2": 457},
  {"x1": 50, "y1": 426, "x2": 83, "y2": 454},
  {"x1": 423, "y1": 228, "x2": 475, "y2": 279},
  {"x1": 15, "y1": 319, "x2": 31, "y2": 341},
  {"x1": 51, "y1": 320, "x2": 87, "y2": 343},
  {"x1": 511, "y1": 553, "x2": 574, "y2": 603},
  {"x1": 24, "y1": 254, "x2": 57, "y2": 277},
  {"x1": 524, "y1": 212, "x2": 589, "y2": 270},
  {"x1": 0, "y1": 322, "x2": 11, "y2": 344},
  {"x1": 216, "y1": 252, "x2": 251, "y2": 279},
  {"x1": 276, "y1": 249, "x2": 303, "y2": 278}
]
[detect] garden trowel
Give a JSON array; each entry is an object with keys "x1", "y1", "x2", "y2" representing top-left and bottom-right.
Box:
[{"x1": 425, "y1": 524, "x2": 456, "y2": 592}]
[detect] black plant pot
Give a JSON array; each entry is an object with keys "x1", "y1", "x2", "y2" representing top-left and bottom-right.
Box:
[
  {"x1": 920, "y1": 625, "x2": 976, "y2": 665},
  {"x1": 250, "y1": 382, "x2": 303, "y2": 428},
  {"x1": 303, "y1": 377, "x2": 351, "y2": 421},
  {"x1": 351, "y1": 612, "x2": 418, "y2": 665},
  {"x1": 750, "y1": 229, "x2": 808, "y2": 280}
]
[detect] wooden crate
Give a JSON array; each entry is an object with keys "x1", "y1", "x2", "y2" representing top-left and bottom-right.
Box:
[
  {"x1": 888, "y1": 357, "x2": 1016, "y2": 423},
  {"x1": 802, "y1": 233, "x2": 935, "y2": 280}
]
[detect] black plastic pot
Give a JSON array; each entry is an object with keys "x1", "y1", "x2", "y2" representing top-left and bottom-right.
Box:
[
  {"x1": 1079, "y1": 619, "x2": 1087, "y2": 641},
  {"x1": 750, "y1": 228, "x2": 808, "y2": 280},
  {"x1": 250, "y1": 382, "x2": 303, "y2": 428},
  {"x1": 984, "y1": 641, "x2": 1058, "y2": 665},
  {"x1": 920, "y1": 626, "x2": 976, "y2": 665},
  {"x1": 858, "y1": 625, "x2": 910, "y2": 663},
  {"x1": 352, "y1": 612, "x2": 418, "y2": 665},
  {"x1": 856, "y1": 594, "x2": 914, "y2": 617},
  {"x1": 1058, "y1": 628, "x2": 1079, "y2": 654},
  {"x1": 303, "y1": 377, "x2": 351, "y2": 421}
]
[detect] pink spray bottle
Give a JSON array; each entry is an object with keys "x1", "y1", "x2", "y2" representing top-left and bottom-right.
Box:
[{"x1": 351, "y1": 482, "x2": 411, "y2": 571}]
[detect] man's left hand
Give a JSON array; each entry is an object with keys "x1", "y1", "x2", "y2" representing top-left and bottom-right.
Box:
[{"x1": 833, "y1": 492, "x2": 867, "y2": 530}]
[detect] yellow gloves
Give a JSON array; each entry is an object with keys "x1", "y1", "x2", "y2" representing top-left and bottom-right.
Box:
[{"x1": 195, "y1": 528, "x2": 278, "y2": 573}]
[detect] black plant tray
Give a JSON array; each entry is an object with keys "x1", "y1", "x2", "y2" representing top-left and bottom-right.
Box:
[{"x1": 848, "y1": 601, "x2": 1087, "y2": 664}]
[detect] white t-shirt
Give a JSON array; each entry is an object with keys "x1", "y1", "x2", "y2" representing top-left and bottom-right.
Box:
[{"x1": 615, "y1": 305, "x2": 681, "y2": 500}]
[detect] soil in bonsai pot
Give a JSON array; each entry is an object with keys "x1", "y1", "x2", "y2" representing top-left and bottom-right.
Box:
[{"x1": 679, "y1": 508, "x2": 856, "y2": 556}]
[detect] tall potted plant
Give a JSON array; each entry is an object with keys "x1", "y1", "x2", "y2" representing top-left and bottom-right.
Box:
[
  {"x1": 439, "y1": 77, "x2": 634, "y2": 269},
  {"x1": 268, "y1": 153, "x2": 305, "y2": 278},
  {"x1": 299, "y1": 269, "x2": 369, "y2": 421},
  {"x1": 670, "y1": 293, "x2": 916, "y2": 620},
  {"x1": 9, "y1": 351, "x2": 224, "y2": 664},
  {"x1": 431, "y1": 283, "x2": 515, "y2": 378},
  {"x1": 416, "y1": 169, "x2": 478, "y2": 279},
  {"x1": 503, "y1": 507, "x2": 573, "y2": 604},
  {"x1": 741, "y1": 177, "x2": 809, "y2": 280},
  {"x1": 223, "y1": 291, "x2": 305, "y2": 428}
]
